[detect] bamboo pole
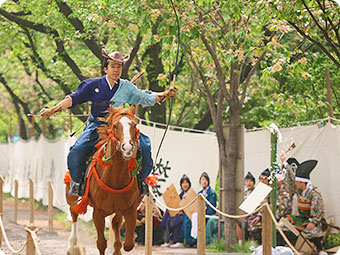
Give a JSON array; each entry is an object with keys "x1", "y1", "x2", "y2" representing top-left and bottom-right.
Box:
[
  {"x1": 145, "y1": 194, "x2": 153, "y2": 255},
  {"x1": 48, "y1": 181, "x2": 53, "y2": 232},
  {"x1": 31, "y1": 117, "x2": 35, "y2": 138},
  {"x1": 270, "y1": 132, "x2": 277, "y2": 247},
  {"x1": 262, "y1": 206, "x2": 272, "y2": 255},
  {"x1": 26, "y1": 224, "x2": 37, "y2": 255},
  {"x1": 29, "y1": 178, "x2": 34, "y2": 224},
  {"x1": 0, "y1": 176, "x2": 3, "y2": 248},
  {"x1": 41, "y1": 117, "x2": 46, "y2": 137},
  {"x1": 14, "y1": 180, "x2": 18, "y2": 223},
  {"x1": 197, "y1": 195, "x2": 206, "y2": 255},
  {"x1": 326, "y1": 68, "x2": 334, "y2": 124}
]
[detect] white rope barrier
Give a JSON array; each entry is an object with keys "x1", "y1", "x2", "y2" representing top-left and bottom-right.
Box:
[
  {"x1": 25, "y1": 226, "x2": 42, "y2": 255},
  {"x1": 150, "y1": 189, "x2": 302, "y2": 254},
  {"x1": 264, "y1": 203, "x2": 301, "y2": 255},
  {"x1": 200, "y1": 194, "x2": 265, "y2": 219},
  {"x1": 18, "y1": 180, "x2": 30, "y2": 188},
  {"x1": 31, "y1": 179, "x2": 48, "y2": 190},
  {"x1": 0, "y1": 215, "x2": 27, "y2": 254},
  {"x1": 149, "y1": 188, "x2": 200, "y2": 211},
  {"x1": 50, "y1": 182, "x2": 68, "y2": 208}
]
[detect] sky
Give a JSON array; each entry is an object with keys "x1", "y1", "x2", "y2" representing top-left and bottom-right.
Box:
[{"x1": 0, "y1": 0, "x2": 6, "y2": 6}]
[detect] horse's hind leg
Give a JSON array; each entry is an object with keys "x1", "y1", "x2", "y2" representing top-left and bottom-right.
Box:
[
  {"x1": 93, "y1": 208, "x2": 107, "y2": 255},
  {"x1": 111, "y1": 213, "x2": 123, "y2": 255},
  {"x1": 123, "y1": 207, "x2": 137, "y2": 252}
]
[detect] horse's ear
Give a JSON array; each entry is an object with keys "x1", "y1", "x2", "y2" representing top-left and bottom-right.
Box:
[{"x1": 129, "y1": 104, "x2": 136, "y2": 115}]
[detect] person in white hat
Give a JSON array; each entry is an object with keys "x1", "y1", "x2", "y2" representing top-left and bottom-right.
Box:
[{"x1": 40, "y1": 49, "x2": 177, "y2": 196}]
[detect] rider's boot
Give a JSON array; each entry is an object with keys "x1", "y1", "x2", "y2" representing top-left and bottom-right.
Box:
[{"x1": 137, "y1": 174, "x2": 149, "y2": 196}]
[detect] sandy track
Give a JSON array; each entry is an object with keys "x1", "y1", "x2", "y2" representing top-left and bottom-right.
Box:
[{"x1": 1, "y1": 199, "x2": 198, "y2": 255}]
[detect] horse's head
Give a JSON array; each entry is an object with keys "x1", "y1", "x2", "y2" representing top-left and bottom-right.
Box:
[{"x1": 98, "y1": 105, "x2": 139, "y2": 160}]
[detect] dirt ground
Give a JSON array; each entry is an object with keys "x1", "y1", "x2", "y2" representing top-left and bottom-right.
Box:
[{"x1": 0, "y1": 199, "x2": 199, "y2": 255}]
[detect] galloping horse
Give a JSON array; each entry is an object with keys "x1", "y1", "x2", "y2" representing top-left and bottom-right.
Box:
[{"x1": 65, "y1": 105, "x2": 140, "y2": 255}]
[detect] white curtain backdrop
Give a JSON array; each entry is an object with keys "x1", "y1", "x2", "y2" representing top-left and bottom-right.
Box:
[
  {"x1": 245, "y1": 122, "x2": 340, "y2": 226},
  {"x1": 2, "y1": 122, "x2": 219, "y2": 220}
]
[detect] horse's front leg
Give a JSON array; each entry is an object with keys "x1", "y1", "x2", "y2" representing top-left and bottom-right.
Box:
[
  {"x1": 93, "y1": 208, "x2": 107, "y2": 255},
  {"x1": 66, "y1": 183, "x2": 85, "y2": 255},
  {"x1": 122, "y1": 206, "x2": 137, "y2": 252},
  {"x1": 111, "y1": 213, "x2": 123, "y2": 255}
]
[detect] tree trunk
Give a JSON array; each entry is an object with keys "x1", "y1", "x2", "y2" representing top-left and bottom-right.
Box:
[{"x1": 223, "y1": 104, "x2": 239, "y2": 250}]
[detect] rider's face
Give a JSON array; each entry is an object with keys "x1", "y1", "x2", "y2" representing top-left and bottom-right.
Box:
[{"x1": 104, "y1": 61, "x2": 122, "y2": 82}]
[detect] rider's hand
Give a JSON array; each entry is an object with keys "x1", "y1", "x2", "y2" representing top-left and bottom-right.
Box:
[
  {"x1": 40, "y1": 103, "x2": 62, "y2": 118},
  {"x1": 40, "y1": 107, "x2": 55, "y2": 118},
  {"x1": 157, "y1": 86, "x2": 178, "y2": 103}
]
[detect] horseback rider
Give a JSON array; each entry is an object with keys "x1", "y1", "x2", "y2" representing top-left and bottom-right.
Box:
[{"x1": 40, "y1": 49, "x2": 177, "y2": 196}]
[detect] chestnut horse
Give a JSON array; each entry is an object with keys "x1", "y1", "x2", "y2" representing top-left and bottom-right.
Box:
[{"x1": 65, "y1": 105, "x2": 140, "y2": 255}]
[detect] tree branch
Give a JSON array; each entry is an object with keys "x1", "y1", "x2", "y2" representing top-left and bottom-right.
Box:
[
  {"x1": 287, "y1": 20, "x2": 340, "y2": 68},
  {"x1": 54, "y1": 0, "x2": 102, "y2": 61},
  {"x1": 0, "y1": 8, "x2": 86, "y2": 81}
]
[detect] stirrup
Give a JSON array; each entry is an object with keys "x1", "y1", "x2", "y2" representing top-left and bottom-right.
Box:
[{"x1": 69, "y1": 182, "x2": 81, "y2": 196}]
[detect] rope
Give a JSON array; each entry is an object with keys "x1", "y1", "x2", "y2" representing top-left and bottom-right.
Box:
[
  {"x1": 25, "y1": 226, "x2": 42, "y2": 255},
  {"x1": 264, "y1": 203, "x2": 302, "y2": 255},
  {"x1": 149, "y1": 188, "x2": 200, "y2": 211},
  {"x1": 18, "y1": 180, "x2": 30, "y2": 188},
  {"x1": 200, "y1": 194, "x2": 265, "y2": 219},
  {"x1": 50, "y1": 182, "x2": 68, "y2": 207},
  {"x1": 0, "y1": 215, "x2": 27, "y2": 253},
  {"x1": 31, "y1": 179, "x2": 48, "y2": 190}
]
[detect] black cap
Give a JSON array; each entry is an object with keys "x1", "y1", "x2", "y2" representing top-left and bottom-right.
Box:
[
  {"x1": 287, "y1": 158, "x2": 300, "y2": 171},
  {"x1": 260, "y1": 168, "x2": 270, "y2": 177},
  {"x1": 295, "y1": 160, "x2": 318, "y2": 180},
  {"x1": 245, "y1": 171, "x2": 256, "y2": 184},
  {"x1": 200, "y1": 172, "x2": 210, "y2": 186}
]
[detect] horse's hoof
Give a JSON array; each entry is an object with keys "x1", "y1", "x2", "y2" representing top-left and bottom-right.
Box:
[
  {"x1": 123, "y1": 243, "x2": 134, "y2": 252},
  {"x1": 66, "y1": 245, "x2": 85, "y2": 255}
]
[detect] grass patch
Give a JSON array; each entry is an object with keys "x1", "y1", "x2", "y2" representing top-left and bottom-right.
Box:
[
  {"x1": 207, "y1": 239, "x2": 258, "y2": 253},
  {"x1": 3, "y1": 192, "x2": 13, "y2": 200},
  {"x1": 54, "y1": 211, "x2": 110, "y2": 239}
]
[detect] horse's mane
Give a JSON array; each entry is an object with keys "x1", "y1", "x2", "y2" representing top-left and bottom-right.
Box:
[
  {"x1": 96, "y1": 106, "x2": 134, "y2": 143},
  {"x1": 96, "y1": 106, "x2": 119, "y2": 143}
]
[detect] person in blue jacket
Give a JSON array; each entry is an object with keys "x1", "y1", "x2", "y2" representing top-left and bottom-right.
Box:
[
  {"x1": 40, "y1": 49, "x2": 177, "y2": 196},
  {"x1": 182, "y1": 172, "x2": 217, "y2": 247},
  {"x1": 160, "y1": 174, "x2": 192, "y2": 248}
]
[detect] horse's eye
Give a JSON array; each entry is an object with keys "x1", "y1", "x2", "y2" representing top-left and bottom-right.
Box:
[{"x1": 113, "y1": 124, "x2": 118, "y2": 129}]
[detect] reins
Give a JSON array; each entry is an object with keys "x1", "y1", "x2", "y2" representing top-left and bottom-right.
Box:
[{"x1": 73, "y1": 109, "x2": 141, "y2": 214}]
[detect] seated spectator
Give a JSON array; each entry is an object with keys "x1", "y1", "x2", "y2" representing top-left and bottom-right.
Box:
[
  {"x1": 135, "y1": 196, "x2": 164, "y2": 245},
  {"x1": 236, "y1": 171, "x2": 256, "y2": 243},
  {"x1": 248, "y1": 168, "x2": 270, "y2": 244},
  {"x1": 182, "y1": 172, "x2": 217, "y2": 247},
  {"x1": 159, "y1": 174, "x2": 191, "y2": 248}
]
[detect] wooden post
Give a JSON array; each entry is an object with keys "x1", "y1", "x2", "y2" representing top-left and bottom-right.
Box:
[
  {"x1": 48, "y1": 181, "x2": 53, "y2": 232},
  {"x1": 26, "y1": 224, "x2": 37, "y2": 255},
  {"x1": 262, "y1": 206, "x2": 272, "y2": 255},
  {"x1": 14, "y1": 180, "x2": 18, "y2": 223},
  {"x1": 145, "y1": 194, "x2": 153, "y2": 255},
  {"x1": 0, "y1": 176, "x2": 3, "y2": 248},
  {"x1": 197, "y1": 195, "x2": 206, "y2": 255},
  {"x1": 326, "y1": 68, "x2": 334, "y2": 124},
  {"x1": 29, "y1": 178, "x2": 34, "y2": 224}
]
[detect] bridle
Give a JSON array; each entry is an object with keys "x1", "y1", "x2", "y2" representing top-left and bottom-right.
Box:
[{"x1": 96, "y1": 110, "x2": 140, "y2": 164}]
